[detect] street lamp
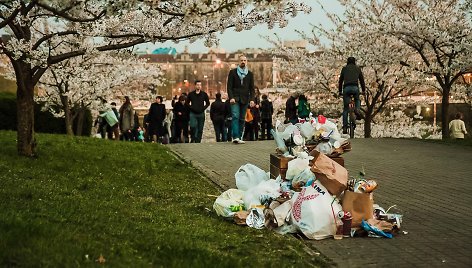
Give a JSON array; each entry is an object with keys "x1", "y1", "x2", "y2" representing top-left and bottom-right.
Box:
[{"x1": 203, "y1": 75, "x2": 208, "y2": 92}]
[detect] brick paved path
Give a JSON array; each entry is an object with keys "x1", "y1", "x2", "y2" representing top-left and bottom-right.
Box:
[{"x1": 169, "y1": 139, "x2": 472, "y2": 268}]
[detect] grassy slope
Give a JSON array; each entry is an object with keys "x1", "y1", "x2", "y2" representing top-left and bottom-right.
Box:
[{"x1": 0, "y1": 131, "x2": 328, "y2": 268}]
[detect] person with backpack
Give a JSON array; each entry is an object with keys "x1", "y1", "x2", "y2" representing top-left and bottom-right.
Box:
[{"x1": 338, "y1": 56, "x2": 366, "y2": 134}]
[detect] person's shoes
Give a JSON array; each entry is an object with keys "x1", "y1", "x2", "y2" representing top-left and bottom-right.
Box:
[
  {"x1": 232, "y1": 138, "x2": 245, "y2": 144},
  {"x1": 342, "y1": 127, "x2": 348, "y2": 134}
]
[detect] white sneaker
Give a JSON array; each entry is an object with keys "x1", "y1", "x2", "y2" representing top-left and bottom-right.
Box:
[{"x1": 232, "y1": 138, "x2": 246, "y2": 144}]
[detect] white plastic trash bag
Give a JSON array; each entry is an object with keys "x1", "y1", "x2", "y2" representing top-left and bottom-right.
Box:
[
  {"x1": 213, "y1": 189, "x2": 245, "y2": 218},
  {"x1": 285, "y1": 158, "x2": 310, "y2": 181},
  {"x1": 291, "y1": 183, "x2": 343, "y2": 240},
  {"x1": 300, "y1": 121, "x2": 315, "y2": 139},
  {"x1": 235, "y1": 164, "x2": 269, "y2": 191},
  {"x1": 243, "y1": 179, "x2": 282, "y2": 209}
]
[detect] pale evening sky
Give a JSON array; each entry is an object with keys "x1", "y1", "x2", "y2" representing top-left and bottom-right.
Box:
[{"x1": 137, "y1": 1, "x2": 343, "y2": 54}]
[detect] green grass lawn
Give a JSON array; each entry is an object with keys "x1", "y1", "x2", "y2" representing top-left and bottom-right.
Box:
[{"x1": 0, "y1": 131, "x2": 328, "y2": 267}]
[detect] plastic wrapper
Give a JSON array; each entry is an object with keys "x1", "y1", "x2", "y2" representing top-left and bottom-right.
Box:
[{"x1": 246, "y1": 208, "x2": 265, "y2": 229}]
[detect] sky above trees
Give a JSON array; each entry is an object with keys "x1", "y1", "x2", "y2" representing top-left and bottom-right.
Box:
[{"x1": 137, "y1": 1, "x2": 344, "y2": 53}]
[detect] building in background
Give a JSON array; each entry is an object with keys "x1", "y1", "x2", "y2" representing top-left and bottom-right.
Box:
[{"x1": 139, "y1": 46, "x2": 276, "y2": 99}]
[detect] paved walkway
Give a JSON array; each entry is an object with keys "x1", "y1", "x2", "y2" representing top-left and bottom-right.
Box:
[{"x1": 169, "y1": 139, "x2": 472, "y2": 268}]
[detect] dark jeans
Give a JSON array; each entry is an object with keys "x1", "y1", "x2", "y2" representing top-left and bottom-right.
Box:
[
  {"x1": 342, "y1": 85, "x2": 361, "y2": 128},
  {"x1": 189, "y1": 112, "x2": 205, "y2": 143},
  {"x1": 212, "y1": 120, "x2": 225, "y2": 142},
  {"x1": 225, "y1": 119, "x2": 232, "y2": 141},
  {"x1": 261, "y1": 118, "x2": 272, "y2": 139},
  {"x1": 244, "y1": 121, "x2": 255, "y2": 141},
  {"x1": 231, "y1": 102, "x2": 249, "y2": 140}
]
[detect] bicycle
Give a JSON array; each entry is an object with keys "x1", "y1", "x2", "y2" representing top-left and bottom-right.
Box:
[{"x1": 347, "y1": 94, "x2": 357, "y2": 139}]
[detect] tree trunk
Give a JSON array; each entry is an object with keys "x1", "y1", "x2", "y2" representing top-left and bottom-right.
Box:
[
  {"x1": 75, "y1": 108, "x2": 85, "y2": 136},
  {"x1": 441, "y1": 88, "x2": 450, "y2": 139},
  {"x1": 364, "y1": 114, "x2": 373, "y2": 138},
  {"x1": 63, "y1": 99, "x2": 74, "y2": 136},
  {"x1": 16, "y1": 72, "x2": 36, "y2": 157}
]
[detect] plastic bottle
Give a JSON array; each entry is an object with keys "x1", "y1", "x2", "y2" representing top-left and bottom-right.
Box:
[{"x1": 342, "y1": 212, "x2": 353, "y2": 237}]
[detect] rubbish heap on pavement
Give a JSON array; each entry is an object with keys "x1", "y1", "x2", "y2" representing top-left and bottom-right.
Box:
[{"x1": 213, "y1": 115, "x2": 403, "y2": 240}]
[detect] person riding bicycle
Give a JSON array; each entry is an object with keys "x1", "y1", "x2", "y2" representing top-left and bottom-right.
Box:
[{"x1": 338, "y1": 56, "x2": 366, "y2": 134}]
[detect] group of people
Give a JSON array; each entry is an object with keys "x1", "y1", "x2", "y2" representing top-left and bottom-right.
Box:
[
  {"x1": 94, "y1": 96, "x2": 144, "y2": 142},
  {"x1": 167, "y1": 54, "x2": 275, "y2": 143},
  {"x1": 96, "y1": 55, "x2": 468, "y2": 142}
]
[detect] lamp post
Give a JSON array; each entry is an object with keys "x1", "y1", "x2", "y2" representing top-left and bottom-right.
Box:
[{"x1": 203, "y1": 75, "x2": 208, "y2": 92}]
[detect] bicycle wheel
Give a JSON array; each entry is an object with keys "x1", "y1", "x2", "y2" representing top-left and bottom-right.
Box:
[{"x1": 348, "y1": 110, "x2": 356, "y2": 139}]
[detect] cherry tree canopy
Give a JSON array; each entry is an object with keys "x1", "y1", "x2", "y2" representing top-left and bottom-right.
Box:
[
  {"x1": 0, "y1": 0, "x2": 311, "y2": 156},
  {"x1": 269, "y1": 0, "x2": 428, "y2": 137},
  {"x1": 36, "y1": 50, "x2": 163, "y2": 135}
]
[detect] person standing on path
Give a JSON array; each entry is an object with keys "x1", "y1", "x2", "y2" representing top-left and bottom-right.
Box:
[
  {"x1": 338, "y1": 56, "x2": 366, "y2": 134},
  {"x1": 173, "y1": 95, "x2": 190, "y2": 143},
  {"x1": 210, "y1": 92, "x2": 227, "y2": 142},
  {"x1": 285, "y1": 92, "x2": 299, "y2": 124},
  {"x1": 224, "y1": 97, "x2": 233, "y2": 142},
  {"x1": 185, "y1": 80, "x2": 210, "y2": 143},
  {"x1": 147, "y1": 96, "x2": 166, "y2": 143},
  {"x1": 119, "y1": 96, "x2": 134, "y2": 141},
  {"x1": 227, "y1": 54, "x2": 255, "y2": 144},
  {"x1": 260, "y1": 94, "x2": 273, "y2": 140},
  {"x1": 449, "y1": 112, "x2": 468, "y2": 139}
]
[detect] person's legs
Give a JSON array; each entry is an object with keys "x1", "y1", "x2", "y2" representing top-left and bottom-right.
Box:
[
  {"x1": 182, "y1": 121, "x2": 189, "y2": 143},
  {"x1": 175, "y1": 121, "x2": 182, "y2": 143},
  {"x1": 196, "y1": 113, "x2": 205, "y2": 143},
  {"x1": 112, "y1": 124, "x2": 120, "y2": 141},
  {"x1": 231, "y1": 104, "x2": 240, "y2": 140},
  {"x1": 189, "y1": 112, "x2": 197, "y2": 143},
  {"x1": 225, "y1": 119, "x2": 232, "y2": 141},
  {"x1": 215, "y1": 120, "x2": 225, "y2": 142},
  {"x1": 342, "y1": 91, "x2": 351, "y2": 131},
  {"x1": 238, "y1": 103, "x2": 248, "y2": 139},
  {"x1": 213, "y1": 121, "x2": 220, "y2": 142},
  {"x1": 222, "y1": 120, "x2": 227, "y2": 142}
]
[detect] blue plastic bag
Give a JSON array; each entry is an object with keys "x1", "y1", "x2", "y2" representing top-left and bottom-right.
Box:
[{"x1": 360, "y1": 219, "x2": 393, "y2": 239}]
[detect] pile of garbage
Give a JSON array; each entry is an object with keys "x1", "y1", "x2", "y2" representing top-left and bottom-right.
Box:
[{"x1": 213, "y1": 115, "x2": 403, "y2": 240}]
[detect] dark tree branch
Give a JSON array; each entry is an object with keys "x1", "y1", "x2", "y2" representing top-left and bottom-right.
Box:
[
  {"x1": 32, "y1": 30, "x2": 79, "y2": 50},
  {"x1": 35, "y1": 2, "x2": 106, "y2": 22}
]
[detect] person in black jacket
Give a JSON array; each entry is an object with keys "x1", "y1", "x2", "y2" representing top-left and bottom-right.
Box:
[
  {"x1": 260, "y1": 94, "x2": 273, "y2": 140},
  {"x1": 338, "y1": 56, "x2": 366, "y2": 134},
  {"x1": 210, "y1": 93, "x2": 227, "y2": 142},
  {"x1": 285, "y1": 92, "x2": 298, "y2": 124},
  {"x1": 173, "y1": 95, "x2": 190, "y2": 143},
  {"x1": 147, "y1": 96, "x2": 166, "y2": 143},
  {"x1": 227, "y1": 54, "x2": 255, "y2": 144},
  {"x1": 224, "y1": 98, "x2": 232, "y2": 142},
  {"x1": 185, "y1": 80, "x2": 210, "y2": 143}
]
